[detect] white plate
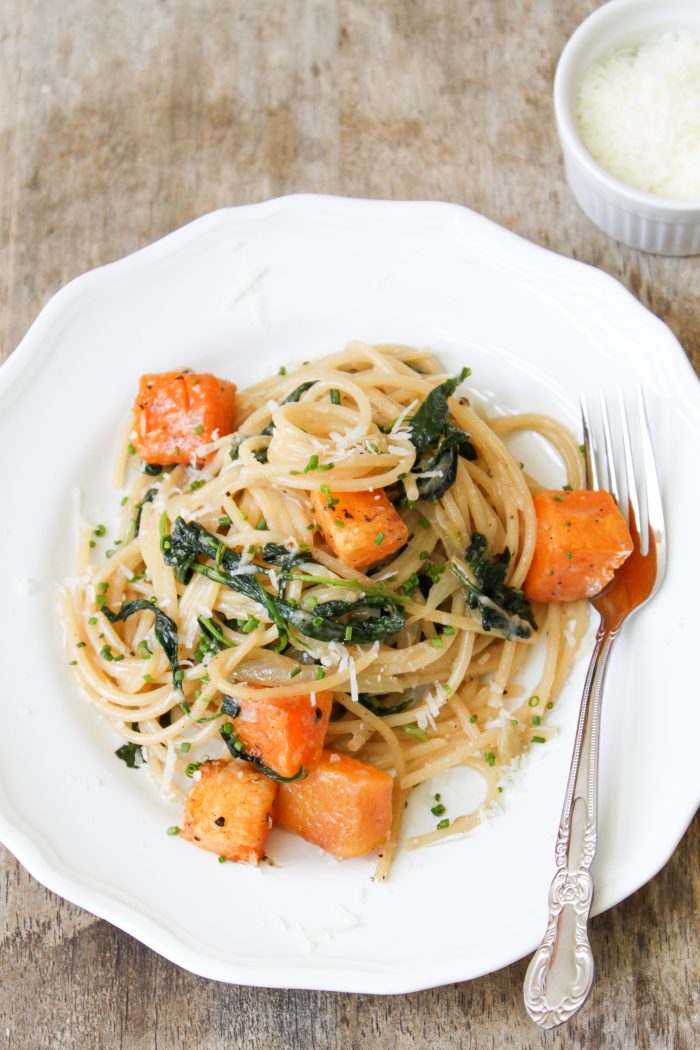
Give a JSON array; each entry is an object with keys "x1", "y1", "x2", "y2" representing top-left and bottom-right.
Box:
[{"x1": 1, "y1": 195, "x2": 698, "y2": 993}]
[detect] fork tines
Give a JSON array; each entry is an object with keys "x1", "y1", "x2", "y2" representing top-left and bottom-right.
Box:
[{"x1": 579, "y1": 388, "x2": 664, "y2": 563}]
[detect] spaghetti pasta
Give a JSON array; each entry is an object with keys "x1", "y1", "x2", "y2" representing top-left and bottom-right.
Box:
[{"x1": 61, "y1": 342, "x2": 588, "y2": 875}]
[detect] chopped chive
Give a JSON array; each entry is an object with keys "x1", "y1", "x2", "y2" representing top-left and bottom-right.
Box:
[
  {"x1": 242, "y1": 615, "x2": 259, "y2": 633},
  {"x1": 189, "y1": 479, "x2": 206, "y2": 492},
  {"x1": 442, "y1": 626, "x2": 455, "y2": 636},
  {"x1": 375, "y1": 531, "x2": 385, "y2": 546},
  {"x1": 218, "y1": 855, "x2": 227, "y2": 863},
  {"x1": 76, "y1": 641, "x2": 86, "y2": 649},
  {"x1": 532, "y1": 736, "x2": 546, "y2": 744},
  {"x1": 330, "y1": 389, "x2": 340, "y2": 405},
  {"x1": 305, "y1": 596, "x2": 318, "y2": 610},
  {"x1": 436, "y1": 818, "x2": 450, "y2": 830},
  {"x1": 88, "y1": 617, "x2": 97, "y2": 625},
  {"x1": 195, "y1": 424, "x2": 204, "y2": 435},
  {"x1": 143, "y1": 674, "x2": 153, "y2": 682},
  {"x1": 483, "y1": 751, "x2": 496, "y2": 766},
  {"x1": 166, "y1": 825, "x2": 180, "y2": 836},
  {"x1": 563, "y1": 484, "x2": 573, "y2": 491},
  {"x1": 255, "y1": 517, "x2": 267, "y2": 531},
  {"x1": 94, "y1": 524, "x2": 106, "y2": 538},
  {"x1": 173, "y1": 446, "x2": 181, "y2": 457},
  {"x1": 289, "y1": 666, "x2": 302, "y2": 679},
  {"x1": 554, "y1": 494, "x2": 564, "y2": 502},
  {"x1": 304, "y1": 454, "x2": 319, "y2": 474},
  {"x1": 334, "y1": 518, "x2": 345, "y2": 529},
  {"x1": 127, "y1": 444, "x2": 136, "y2": 455},
  {"x1": 419, "y1": 514, "x2": 430, "y2": 529},
  {"x1": 429, "y1": 636, "x2": 443, "y2": 648},
  {"x1": 120, "y1": 496, "x2": 128, "y2": 507},
  {"x1": 546, "y1": 701, "x2": 553, "y2": 710},
  {"x1": 565, "y1": 550, "x2": 573, "y2": 560},
  {"x1": 218, "y1": 516, "x2": 232, "y2": 526},
  {"x1": 89, "y1": 540, "x2": 96, "y2": 548},
  {"x1": 344, "y1": 626, "x2": 353, "y2": 641},
  {"x1": 68, "y1": 660, "x2": 77, "y2": 666},
  {"x1": 469, "y1": 713, "x2": 478, "y2": 723},
  {"x1": 397, "y1": 472, "x2": 407, "y2": 480},
  {"x1": 528, "y1": 695, "x2": 540, "y2": 707},
  {"x1": 401, "y1": 724, "x2": 429, "y2": 742},
  {"x1": 278, "y1": 366, "x2": 287, "y2": 376},
  {"x1": 180, "y1": 742, "x2": 191, "y2": 753},
  {"x1": 431, "y1": 803, "x2": 446, "y2": 816},
  {"x1": 314, "y1": 667, "x2": 326, "y2": 680},
  {"x1": 532, "y1": 714, "x2": 541, "y2": 726},
  {"x1": 510, "y1": 718, "x2": 518, "y2": 726},
  {"x1": 419, "y1": 550, "x2": 430, "y2": 560}
]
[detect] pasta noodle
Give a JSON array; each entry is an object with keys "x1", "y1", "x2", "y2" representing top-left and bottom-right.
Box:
[{"x1": 60, "y1": 342, "x2": 588, "y2": 876}]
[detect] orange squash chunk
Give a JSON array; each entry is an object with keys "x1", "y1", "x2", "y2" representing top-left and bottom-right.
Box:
[
  {"x1": 133, "y1": 370, "x2": 237, "y2": 465},
  {"x1": 179, "y1": 759, "x2": 277, "y2": 864},
  {"x1": 276, "y1": 749, "x2": 393, "y2": 859},
  {"x1": 229, "y1": 689, "x2": 333, "y2": 780},
  {"x1": 524, "y1": 490, "x2": 633, "y2": 603},
  {"x1": 309, "y1": 488, "x2": 408, "y2": 570}
]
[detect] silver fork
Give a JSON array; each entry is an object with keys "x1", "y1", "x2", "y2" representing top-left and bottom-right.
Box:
[{"x1": 523, "y1": 388, "x2": 667, "y2": 1029}]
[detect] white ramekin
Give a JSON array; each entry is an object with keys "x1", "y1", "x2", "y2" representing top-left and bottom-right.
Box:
[{"x1": 554, "y1": 0, "x2": 700, "y2": 255}]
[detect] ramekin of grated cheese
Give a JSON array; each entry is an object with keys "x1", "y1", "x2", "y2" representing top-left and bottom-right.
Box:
[{"x1": 554, "y1": 0, "x2": 700, "y2": 255}]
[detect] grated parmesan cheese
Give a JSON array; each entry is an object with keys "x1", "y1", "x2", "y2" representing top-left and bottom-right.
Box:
[
  {"x1": 576, "y1": 31, "x2": 700, "y2": 199},
  {"x1": 348, "y1": 656, "x2": 359, "y2": 703}
]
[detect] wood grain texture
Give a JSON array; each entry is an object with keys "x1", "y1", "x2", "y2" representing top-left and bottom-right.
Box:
[{"x1": 0, "y1": 1, "x2": 698, "y2": 1047}]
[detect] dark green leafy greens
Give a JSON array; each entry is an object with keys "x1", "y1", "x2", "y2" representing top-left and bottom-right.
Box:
[
  {"x1": 451, "y1": 532, "x2": 537, "y2": 640},
  {"x1": 403, "y1": 368, "x2": 477, "y2": 500},
  {"x1": 197, "y1": 615, "x2": 236, "y2": 652},
  {"x1": 283, "y1": 595, "x2": 406, "y2": 644},
  {"x1": 358, "y1": 693, "x2": 414, "y2": 717},
  {"x1": 115, "y1": 741, "x2": 142, "y2": 768},
  {"x1": 102, "y1": 599, "x2": 181, "y2": 687},
  {"x1": 161, "y1": 517, "x2": 405, "y2": 644}
]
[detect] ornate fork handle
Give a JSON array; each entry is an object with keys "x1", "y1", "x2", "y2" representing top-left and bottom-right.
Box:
[{"x1": 523, "y1": 622, "x2": 619, "y2": 1029}]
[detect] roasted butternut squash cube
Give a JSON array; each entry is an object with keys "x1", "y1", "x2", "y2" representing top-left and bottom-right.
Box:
[
  {"x1": 179, "y1": 759, "x2": 277, "y2": 864},
  {"x1": 524, "y1": 489, "x2": 633, "y2": 602},
  {"x1": 309, "y1": 488, "x2": 408, "y2": 570},
  {"x1": 133, "y1": 370, "x2": 237, "y2": 465},
  {"x1": 276, "y1": 749, "x2": 393, "y2": 859},
  {"x1": 230, "y1": 689, "x2": 333, "y2": 780}
]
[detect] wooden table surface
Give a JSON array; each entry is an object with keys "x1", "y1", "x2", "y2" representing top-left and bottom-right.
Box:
[{"x1": 1, "y1": 2, "x2": 698, "y2": 1047}]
